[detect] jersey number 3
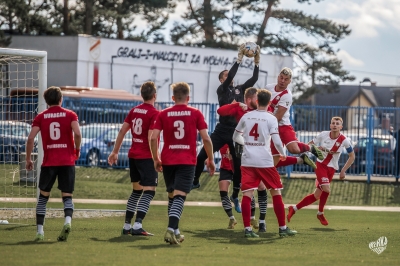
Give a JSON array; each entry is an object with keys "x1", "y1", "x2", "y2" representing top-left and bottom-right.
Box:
[
  {"x1": 249, "y1": 123, "x2": 259, "y2": 141},
  {"x1": 174, "y1": 120, "x2": 184, "y2": 139}
]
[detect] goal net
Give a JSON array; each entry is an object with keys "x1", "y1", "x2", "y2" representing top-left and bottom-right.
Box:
[{"x1": 0, "y1": 48, "x2": 47, "y2": 225}]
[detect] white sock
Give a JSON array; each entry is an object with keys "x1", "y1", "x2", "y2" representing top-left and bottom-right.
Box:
[
  {"x1": 317, "y1": 211, "x2": 324, "y2": 215},
  {"x1": 167, "y1": 227, "x2": 174, "y2": 232},
  {"x1": 279, "y1": 225, "x2": 287, "y2": 230},
  {"x1": 250, "y1": 216, "x2": 255, "y2": 220},
  {"x1": 259, "y1": 220, "x2": 266, "y2": 224},
  {"x1": 174, "y1": 228, "x2": 180, "y2": 235},
  {"x1": 37, "y1": 225, "x2": 44, "y2": 234},
  {"x1": 133, "y1": 222, "x2": 142, "y2": 230},
  {"x1": 229, "y1": 216, "x2": 235, "y2": 219},
  {"x1": 245, "y1": 226, "x2": 252, "y2": 231},
  {"x1": 123, "y1": 223, "x2": 131, "y2": 230},
  {"x1": 293, "y1": 206, "x2": 298, "y2": 211},
  {"x1": 64, "y1": 216, "x2": 72, "y2": 225}
]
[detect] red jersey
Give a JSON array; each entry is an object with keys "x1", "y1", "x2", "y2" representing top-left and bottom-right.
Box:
[
  {"x1": 154, "y1": 104, "x2": 207, "y2": 165},
  {"x1": 217, "y1": 103, "x2": 253, "y2": 123},
  {"x1": 124, "y1": 103, "x2": 159, "y2": 159},
  {"x1": 219, "y1": 144, "x2": 232, "y2": 171},
  {"x1": 32, "y1": 106, "x2": 78, "y2": 166}
]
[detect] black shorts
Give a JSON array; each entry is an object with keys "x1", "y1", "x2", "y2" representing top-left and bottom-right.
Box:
[
  {"x1": 39, "y1": 166, "x2": 75, "y2": 193},
  {"x1": 129, "y1": 158, "x2": 158, "y2": 187},
  {"x1": 219, "y1": 168, "x2": 233, "y2": 182},
  {"x1": 162, "y1": 165, "x2": 195, "y2": 193}
]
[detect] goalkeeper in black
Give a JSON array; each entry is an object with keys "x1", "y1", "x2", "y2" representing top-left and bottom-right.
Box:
[{"x1": 192, "y1": 43, "x2": 260, "y2": 213}]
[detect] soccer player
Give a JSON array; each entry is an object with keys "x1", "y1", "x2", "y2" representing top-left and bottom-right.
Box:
[
  {"x1": 266, "y1": 67, "x2": 323, "y2": 168},
  {"x1": 108, "y1": 81, "x2": 159, "y2": 236},
  {"x1": 193, "y1": 43, "x2": 261, "y2": 214},
  {"x1": 287, "y1": 116, "x2": 355, "y2": 226},
  {"x1": 150, "y1": 82, "x2": 215, "y2": 245},
  {"x1": 25, "y1": 86, "x2": 82, "y2": 242},
  {"x1": 218, "y1": 87, "x2": 268, "y2": 231},
  {"x1": 218, "y1": 87, "x2": 315, "y2": 232},
  {"x1": 232, "y1": 89, "x2": 297, "y2": 238}
]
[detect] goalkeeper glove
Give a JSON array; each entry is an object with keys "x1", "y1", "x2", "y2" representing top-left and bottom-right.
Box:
[
  {"x1": 254, "y1": 45, "x2": 261, "y2": 66},
  {"x1": 237, "y1": 43, "x2": 246, "y2": 64},
  {"x1": 234, "y1": 142, "x2": 244, "y2": 158}
]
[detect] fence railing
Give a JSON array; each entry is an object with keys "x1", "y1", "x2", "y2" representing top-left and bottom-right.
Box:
[{"x1": 2, "y1": 96, "x2": 399, "y2": 182}]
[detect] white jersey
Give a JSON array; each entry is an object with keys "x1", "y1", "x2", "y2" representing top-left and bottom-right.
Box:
[
  {"x1": 312, "y1": 131, "x2": 352, "y2": 170},
  {"x1": 265, "y1": 83, "x2": 292, "y2": 126},
  {"x1": 235, "y1": 110, "x2": 279, "y2": 167}
]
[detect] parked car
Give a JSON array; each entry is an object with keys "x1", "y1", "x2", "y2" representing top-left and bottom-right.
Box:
[
  {"x1": 0, "y1": 121, "x2": 35, "y2": 163},
  {"x1": 77, "y1": 124, "x2": 131, "y2": 167},
  {"x1": 351, "y1": 135, "x2": 396, "y2": 175}
]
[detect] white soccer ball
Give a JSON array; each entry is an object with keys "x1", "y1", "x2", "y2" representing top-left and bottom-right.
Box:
[{"x1": 244, "y1": 42, "x2": 258, "y2": 58}]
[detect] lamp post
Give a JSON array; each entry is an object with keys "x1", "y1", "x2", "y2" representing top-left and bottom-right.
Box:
[{"x1": 357, "y1": 77, "x2": 371, "y2": 140}]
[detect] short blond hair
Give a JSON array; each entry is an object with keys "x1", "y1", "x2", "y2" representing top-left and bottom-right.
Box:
[
  {"x1": 331, "y1": 116, "x2": 343, "y2": 124},
  {"x1": 171, "y1": 82, "x2": 190, "y2": 101},
  {"x1": 280, "y1": 67, "x2": 293, "y2": 79}
]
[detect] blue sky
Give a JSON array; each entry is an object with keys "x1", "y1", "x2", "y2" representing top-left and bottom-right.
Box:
[{"x1": 159, "y1": 0, "x2": 400, "y2": 87}]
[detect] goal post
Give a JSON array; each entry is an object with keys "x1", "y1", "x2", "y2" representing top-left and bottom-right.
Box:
[{"x1": 0, "y1": 48, "x2": 47, "y2": 224}]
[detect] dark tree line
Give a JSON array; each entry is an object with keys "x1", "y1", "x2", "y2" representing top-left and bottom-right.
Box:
[{"x1": 0, "y1": 0, "x2": 355, "y2": 99}]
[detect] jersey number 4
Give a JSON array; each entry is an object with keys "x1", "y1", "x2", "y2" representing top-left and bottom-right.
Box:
[{"x1": 249, "y1": 123, "x2": 259, "y2": 141}]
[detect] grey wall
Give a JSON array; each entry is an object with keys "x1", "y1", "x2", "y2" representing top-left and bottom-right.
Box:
[{"x1": 9, "y1": 36, "x2": 79, "y2": 87}]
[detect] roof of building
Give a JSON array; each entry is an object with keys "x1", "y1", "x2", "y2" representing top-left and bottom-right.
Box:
[{"x1": 311, "y1": 85, "x2": 397, "y2": 107}]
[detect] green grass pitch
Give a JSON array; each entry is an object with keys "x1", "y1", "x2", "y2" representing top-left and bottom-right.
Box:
[{"x1": 0, "y1": 205, "x2": 399, "y2": 266}]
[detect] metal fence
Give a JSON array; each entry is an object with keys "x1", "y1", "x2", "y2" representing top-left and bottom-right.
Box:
[{"x1": 2, "y1": 96, "x2": 400, "y2": 182}]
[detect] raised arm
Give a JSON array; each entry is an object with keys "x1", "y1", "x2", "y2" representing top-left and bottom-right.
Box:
[{"x1": 242, "y1": 64, "x2": 259, "y2": 90}]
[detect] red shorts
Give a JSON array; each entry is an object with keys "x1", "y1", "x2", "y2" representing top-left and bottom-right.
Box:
[
  {"x1": 271, "y1": 125, "x2": 298, "y2": 156},
  {"x1": 241, "y1": 166, "x2": 283, "y2": 192},
  {"x1": 315, "y1": 162, "x2": 336, "y2": 190}
]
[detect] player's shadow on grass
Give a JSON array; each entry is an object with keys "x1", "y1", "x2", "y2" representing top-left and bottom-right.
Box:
[
  {"x1": 185, "y1": 229, "x2": 279, "y2": 245},
  {"x1": 1, "y1": 224, "x2": 34, "y2": 231},
  {"x1": 0, "y1": 240, "x2": 56, "y2": 246},
  {"x1": 309, "y1": 227, "x2": 348, "y2": 232},
  {"x1": 90, "y1": 236, "x2": 152, "y2": 243}
]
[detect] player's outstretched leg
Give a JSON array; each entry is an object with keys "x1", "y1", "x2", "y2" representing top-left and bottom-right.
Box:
[
  {"x1": 310, "y1": 144, "x2": 324, "y2": 161},
  {"x1": 300, "y1": 153, "x2": 317, "y2": 170},
  {"x1": 287, "y1": 193, "x2": 318, "y2": 222}
]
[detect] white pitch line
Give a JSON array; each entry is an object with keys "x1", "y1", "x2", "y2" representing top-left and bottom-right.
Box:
[{"x1": 1, "y1": 198, "x2": 399, "y2": 212}]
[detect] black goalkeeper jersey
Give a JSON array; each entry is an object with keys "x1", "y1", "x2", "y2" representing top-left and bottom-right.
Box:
[{"x1": 216, "y1": 62, "x2": 259, "y2": 127}]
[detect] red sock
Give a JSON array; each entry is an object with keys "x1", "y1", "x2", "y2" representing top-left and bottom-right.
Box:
[
  {"x1": 272, "y1": 195, "x2": 286, "y2": 227},
  {"x1": 241, "y1": 195, "x2": 252, "y2": 227},
  {"x1": 296, "y1": 194, "x2": 317, "y2": 210},
  {"x1": 275, "y1": 156, "x2": 297, "y2": 168},
  {"x1": 297, "y1": 142, "x2": 310, "y2": 153},
  {"x1": 319, "y1": 191, "x2": 329, "y2": 212}
]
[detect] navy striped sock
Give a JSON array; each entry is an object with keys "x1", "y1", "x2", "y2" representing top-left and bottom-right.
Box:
[
  {"x1": 168, "y1": 195, "x2": 186, "y2": 229},
  {"x1": 136, "y1": 190, "x2": 155, "y2": 221}
]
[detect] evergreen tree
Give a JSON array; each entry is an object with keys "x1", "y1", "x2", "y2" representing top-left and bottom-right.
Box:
[{"x1": 171, "y1": 0, "x2": 355, "y2": 100}]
